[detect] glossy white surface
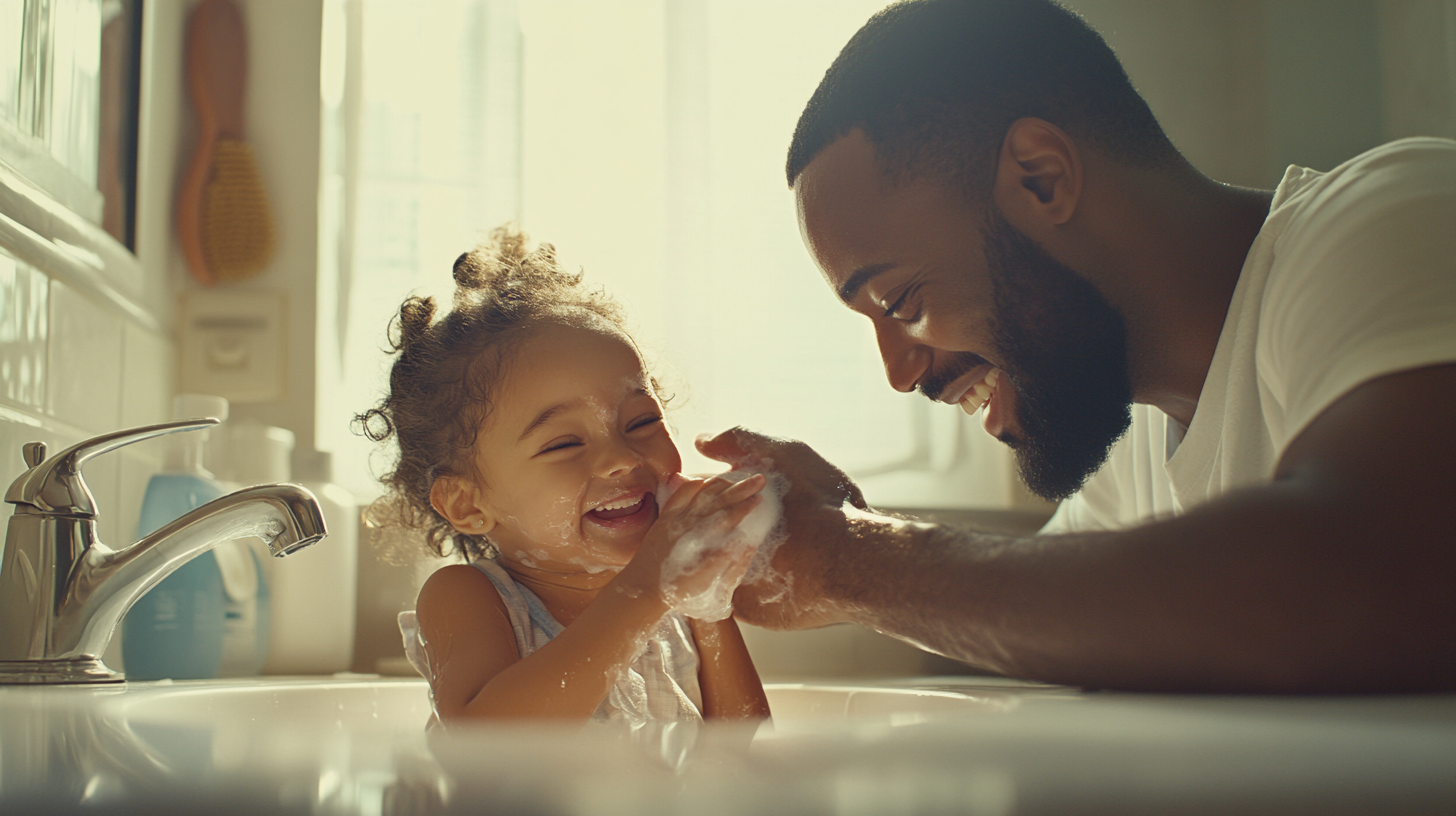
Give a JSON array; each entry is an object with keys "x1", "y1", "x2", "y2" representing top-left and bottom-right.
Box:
[{"x1": 2, "y1": 676, "x2": 1453, "y2": 815}]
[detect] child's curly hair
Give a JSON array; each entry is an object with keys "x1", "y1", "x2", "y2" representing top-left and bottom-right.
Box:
[{"x1": 355, "y1": 226, "x2": 632, "y2": 562}]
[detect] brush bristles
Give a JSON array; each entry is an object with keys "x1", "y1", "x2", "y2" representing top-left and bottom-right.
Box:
[{"x1": 203, "y1": 139, "x2": 276, "y2": 281}]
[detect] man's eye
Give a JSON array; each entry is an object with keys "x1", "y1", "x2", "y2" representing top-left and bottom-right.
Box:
[{"x1": 882, "y1": 284, "x2": 920, "y2": 320}]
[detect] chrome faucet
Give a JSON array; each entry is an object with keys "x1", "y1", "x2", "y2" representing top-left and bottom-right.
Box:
[{"x1": 0, "y1": 419, "x2": 328, "y2": 684}]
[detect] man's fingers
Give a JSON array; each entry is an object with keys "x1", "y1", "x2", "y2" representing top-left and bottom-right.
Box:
[{"x1": 695, "y1": 426, "x2": 770, "y2": 466}]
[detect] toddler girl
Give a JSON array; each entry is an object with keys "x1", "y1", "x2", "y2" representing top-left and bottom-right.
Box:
[{"x1": 358, "y1": 228, "x2": 772, "y2": 724}]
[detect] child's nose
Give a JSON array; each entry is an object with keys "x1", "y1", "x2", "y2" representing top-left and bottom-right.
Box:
[{"x1": 596, "y1": 438, "x2": 644, "y2": 479}]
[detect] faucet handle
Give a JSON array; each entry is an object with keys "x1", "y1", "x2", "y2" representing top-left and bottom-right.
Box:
[
  {"x1": 4, "y1": 418, "x2": 220, "y2": 516},
  {"x1": 22, "y1": 442, "x2": 46, "y2": 468}
]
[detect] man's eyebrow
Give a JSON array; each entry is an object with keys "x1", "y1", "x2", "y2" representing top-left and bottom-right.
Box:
[{"x1": 838, "y1": 263, "x2": 896, "y2": 304}]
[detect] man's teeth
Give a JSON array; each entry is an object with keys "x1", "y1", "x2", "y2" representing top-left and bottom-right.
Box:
[{"x1": 959, "y1": 368, "x2": 1002, "y2": 416}]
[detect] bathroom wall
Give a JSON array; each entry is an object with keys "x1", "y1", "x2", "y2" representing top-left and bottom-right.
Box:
[
  {"x1": 1068, "y1": 0, "x2": 1456, "y2": 186},
  {"x1": 0, "y1": 0, "x2": 181, "y2": 566},
  {"x1": 0, "y1": 0, "x2": 324, "y2": 671}
]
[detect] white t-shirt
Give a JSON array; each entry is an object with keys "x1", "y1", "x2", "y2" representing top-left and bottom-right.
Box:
[{"x1": 1042, "y1": 138, "x2": 1456, "y2": 533}]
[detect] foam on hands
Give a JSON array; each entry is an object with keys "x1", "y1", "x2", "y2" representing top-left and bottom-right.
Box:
[{"x1": 656, "y1": 469, "x2": 789, "y2": 621}]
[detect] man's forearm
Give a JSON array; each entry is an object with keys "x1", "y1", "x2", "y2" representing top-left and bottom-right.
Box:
[{"x1": 826, "y1": 487, "x2": 1456, "y2": 692}]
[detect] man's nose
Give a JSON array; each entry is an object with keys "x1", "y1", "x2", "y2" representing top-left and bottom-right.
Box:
[{"x1": 875, "y1": 323, "x2": 930, "y2": 393}]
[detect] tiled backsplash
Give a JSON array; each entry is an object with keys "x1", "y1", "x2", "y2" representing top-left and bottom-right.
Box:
[{"x1": 0, "y1": 243, "x2": 172, "y2": 554}]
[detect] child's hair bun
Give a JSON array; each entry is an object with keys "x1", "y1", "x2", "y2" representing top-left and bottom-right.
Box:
[
  {"x1": 390, "y1": 295, "x2": 437, "y2": 355},
  {"x1": 451, "y1": 227, "x2": 570, "y2": 313},
  {"x1": 452, "y1": 228, "x2": 533, "y2": 290},
  {"x1": 451, "y1": 248, "x2": 491, "y2": 290}
]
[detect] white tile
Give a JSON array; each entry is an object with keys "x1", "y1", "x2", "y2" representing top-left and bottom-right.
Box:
[
  {"x1": 47, "y1": 279, "x2": 123, "y2": 433},
  {"x1": 119, "y1": 322, "x2": 174, "y2": 429},
  {"x1": 0, "y1": 255, "x2": 49, "y2": 411}
]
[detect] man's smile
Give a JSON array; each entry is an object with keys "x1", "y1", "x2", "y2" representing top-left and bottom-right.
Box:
[{"x1": 932, "y1": 361, "x2": 998, "y2": 406}]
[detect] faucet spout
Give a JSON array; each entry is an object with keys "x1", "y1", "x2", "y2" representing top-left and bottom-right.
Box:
[{"x1": 0, "y1": 483, "x2": 326, "y2": 684}]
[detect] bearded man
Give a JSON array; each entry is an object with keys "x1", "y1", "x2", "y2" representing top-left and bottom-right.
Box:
[{"x1": 699, "y1": 0, "x2": 1456, "y2": 692}]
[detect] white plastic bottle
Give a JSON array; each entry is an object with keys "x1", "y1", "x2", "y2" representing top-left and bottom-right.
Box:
[
  {"x1": 263, "y1": 448, "x2": 358, "y2": 675},
  {"x1": 213, "y1": 420, "x2": 291, "y2": 677}
]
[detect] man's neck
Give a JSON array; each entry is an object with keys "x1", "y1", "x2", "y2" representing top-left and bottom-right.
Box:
[{"x1": 1076, "y1": 161, "x2": 1274, "y2": 428}]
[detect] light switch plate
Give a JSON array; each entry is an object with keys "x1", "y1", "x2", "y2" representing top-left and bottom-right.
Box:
[{"x1": 179, "y1": 289, "x2": 288, "y2": 403}]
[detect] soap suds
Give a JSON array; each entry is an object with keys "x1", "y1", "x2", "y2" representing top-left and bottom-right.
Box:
[{"x1": 656, "y1": 469, "x2": 788, "y2": 621}]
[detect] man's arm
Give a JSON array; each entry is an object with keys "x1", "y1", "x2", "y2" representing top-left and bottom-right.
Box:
[{"x1": 711, "y1": 363, "x2": 1456, "y2": 693}]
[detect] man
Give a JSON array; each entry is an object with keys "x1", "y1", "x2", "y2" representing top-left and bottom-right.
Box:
[{"x1": 697, "y1": 0, "x2": 1456, "y2": 692}]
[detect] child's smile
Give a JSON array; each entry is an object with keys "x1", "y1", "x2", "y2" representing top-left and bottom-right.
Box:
[
  {"x1": 584, "y1": 489, "x2": 656, "y2": 529},
  {"x1": 433, "y1": 319, "x2": 681, "y2": 576}
]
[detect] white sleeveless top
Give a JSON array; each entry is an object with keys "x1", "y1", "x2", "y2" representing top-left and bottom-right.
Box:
[{"x1": 399, "y1": 558, "x2": 703, "y2": 724}]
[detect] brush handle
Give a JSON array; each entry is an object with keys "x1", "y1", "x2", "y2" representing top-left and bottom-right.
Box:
[{"x1": 177, "y1": 0, "x2": 248, "y2": 286}]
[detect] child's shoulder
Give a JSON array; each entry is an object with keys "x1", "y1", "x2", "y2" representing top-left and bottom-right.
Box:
[{"x1": 417, "y1": 563, "x2": 510, "y2": 623}]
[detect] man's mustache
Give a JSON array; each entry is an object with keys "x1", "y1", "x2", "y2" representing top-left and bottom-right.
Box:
[{"x1": 918, "y1": 352, "x2": 991, "y2": 402}]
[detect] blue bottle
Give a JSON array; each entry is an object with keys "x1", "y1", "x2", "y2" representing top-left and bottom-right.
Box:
[{"x1": 120, "y1": 395, "x2": 230, "y2": 680}]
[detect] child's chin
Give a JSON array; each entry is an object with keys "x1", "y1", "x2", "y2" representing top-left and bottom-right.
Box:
[{"x1": 584, "y1": 522, "x2": 651, "y2": 552}]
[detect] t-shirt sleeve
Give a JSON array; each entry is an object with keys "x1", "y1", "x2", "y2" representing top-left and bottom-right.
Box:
[{"x1": 1258, "y1": 139, "x2": 1456, "y2": 449}]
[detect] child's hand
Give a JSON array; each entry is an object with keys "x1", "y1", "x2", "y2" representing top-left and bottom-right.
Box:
[{"x1": 619, "y1": 473, "x2": 768, "y2": 608}]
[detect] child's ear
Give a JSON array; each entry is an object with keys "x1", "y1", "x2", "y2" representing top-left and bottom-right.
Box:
[{"x1": 430, "y1": 476, "x2": 497, "y2": 536}]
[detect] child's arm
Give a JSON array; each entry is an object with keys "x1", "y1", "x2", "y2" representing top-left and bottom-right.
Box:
[
  {"x1": 415, "y1": 564, "x2": 667, "y2": 720},
  {"x1": 417, "y1": 473, "x2": 767, "y2": 721},
  {"x1": 689, "y1": 616, "x2": 771, "y2": 720}
]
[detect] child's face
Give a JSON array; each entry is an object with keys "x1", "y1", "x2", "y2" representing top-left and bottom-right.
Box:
[{"x1": 463, "y1": 321, "x2": 681, "y2": 572}]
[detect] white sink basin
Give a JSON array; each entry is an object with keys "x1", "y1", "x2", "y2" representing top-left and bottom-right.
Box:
[
  {"x1": 3, "y1": 676, "x2": 1454, "y2": 815},
  {"x1": 111, "y1": 678, "x2": 1035, "y2": 734}
]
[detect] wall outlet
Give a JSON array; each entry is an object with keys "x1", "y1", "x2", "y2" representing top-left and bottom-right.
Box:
[{"x1": 179, "y1": 289, "x2": 288, "y2": 403}]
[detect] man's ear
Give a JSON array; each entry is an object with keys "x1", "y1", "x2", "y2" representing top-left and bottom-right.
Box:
[
  {"x1": 992, "y1": 117, "x2": 1082, "y2": 229},
  {"x1": 430, "y1": 475, "x2": 497, "y2": 536}
]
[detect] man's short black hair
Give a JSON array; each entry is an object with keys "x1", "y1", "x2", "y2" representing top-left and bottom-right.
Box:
[{"x1": 787, "y1": 0, "x2": 1180, "y2": 194}]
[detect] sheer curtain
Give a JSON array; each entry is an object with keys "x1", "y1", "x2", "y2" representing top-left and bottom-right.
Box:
[{"x1": 321, "y1": 0, "x2": 1021, "y2": 510}]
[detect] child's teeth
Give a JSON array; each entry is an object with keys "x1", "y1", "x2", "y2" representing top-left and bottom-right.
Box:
[
  {"x1": 972, "y1": 382, "x2": 993, "y2": 402},
  {"x1": 597, "y1": 495, "x2": 639, "y2": 511},
  {"x1": 960, "y1": 394, "x2": 986, "y2": 416},
  {"x1": 987, "y1": 368, "x2": 1001, "y2": 386}
]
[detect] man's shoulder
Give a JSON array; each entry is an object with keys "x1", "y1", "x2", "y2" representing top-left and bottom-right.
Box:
[{"x1": 1278, "y1": 138, "x2": 1456, "y2": 227}]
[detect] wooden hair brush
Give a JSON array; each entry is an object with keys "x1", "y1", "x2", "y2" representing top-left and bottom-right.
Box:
[{"x1": 177, "y1": 0, "x2": 274, "y2": 285}]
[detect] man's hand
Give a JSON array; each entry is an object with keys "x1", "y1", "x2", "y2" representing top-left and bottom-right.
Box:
[{"x1": 696, "y1": 427, "x2": 868, "y2": 630}]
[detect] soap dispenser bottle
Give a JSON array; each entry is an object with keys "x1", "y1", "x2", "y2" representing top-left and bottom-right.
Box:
[
  {"x1": 264, "y1": 448, "x2": 357, "y2": 675},
  {"x1": 120, "y1": 394, "x2": 230, "y2": 680}
]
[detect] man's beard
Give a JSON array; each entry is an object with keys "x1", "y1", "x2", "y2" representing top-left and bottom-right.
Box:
[{"x1": 971, "y1": 209, "x2": 1133, "y2": 501}]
